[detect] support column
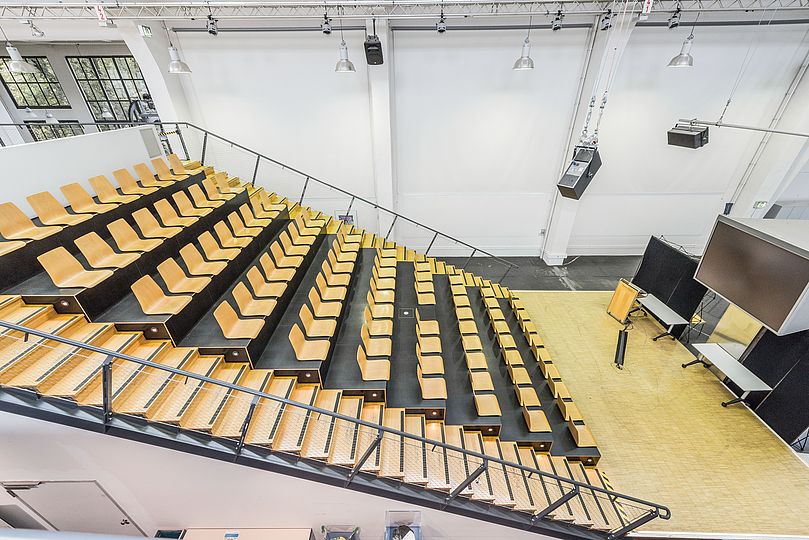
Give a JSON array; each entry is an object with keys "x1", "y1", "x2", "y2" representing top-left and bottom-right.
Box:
[{"x1": 365, "y1": 18, "x2": 398, "y2": 240}]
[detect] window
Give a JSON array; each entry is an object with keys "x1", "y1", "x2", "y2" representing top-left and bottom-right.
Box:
[
  {"x1": 24, "y1": 120, "x2": 84, "y2": 142},
  {"x1": 0, "y1": 56, "x2": 70, "y2": 109},
  {"x1": 66, "y1": 56, "x2": 150, "y2": 125}
]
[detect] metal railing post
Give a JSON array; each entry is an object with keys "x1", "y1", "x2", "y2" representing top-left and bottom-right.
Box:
[
  {"x1": 384, "y1": 215, "x2": 398, "y2": 240},
  {"x1": 251, "y1": 154, "x2": 261, "y2": 187},
  {"x1": 425, "y1": 232, "x2": 439, "y2": 256},
  {"x1": 175, "y1": 123, "x2": 189, "y2": 161},
  {"x1": 444, "y1": 460, "x2": 487, "y2": 508},
  {"x1": 299, "y1": 176, "x2": 310, "y2": 204},
  {"x1": 463, "y1": 249, "x2": 477, "y2": 269},
  {"x1": 344, "y1": 196, "x2": 355, "y2": 219},
  {"x1": 606, "y1": 509, "x2": 659, "y2": 540},
  {"x1": 101, "y1": 356, "x2": 114, "y2": 431},
  {"x1": 532, "y1": 485, "x2": 580, "y2": 523},
  {"x1": 501, "y1": 264, "x2": 513, "y2": 283},
  {"x1": 235, "y1": 395, "x2": 260, "y2": 460},
  {"x1": 345, "y1": 431, "x2": 383, "y2": 486},
  {"x1": 200, "y1": 131, "x2": 209, "y2": 163}
]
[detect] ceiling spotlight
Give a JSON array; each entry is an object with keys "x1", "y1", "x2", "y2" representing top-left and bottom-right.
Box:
[
  {"x1": 321, "y1": 14, "x2": 332, "y2": 34},
  {"x1": 206, "y1": 15, "x2": 218, "y2": 36},
  {"x1": 436, "y1": 16, "x2": 447, "y2": 34},
  {"x1": 600, "y1": 10, "x2": 613, "y2": 31},
  {"x1": 168, "y1": 45, "x2": 192, "y2": 73},
  {"x1": 335, "y1": 40, "x2": 355, "y2": 73},
  {"x1": 5, "y1": 44, "x2": 38, "y2": 74},
  {"x1": 513, "y1": 38, "x2": 534, "y2": 71},
  {"x1": 23, "y1": 107, "x2": 38, "y2": 119},
  {"x1": 44, "y1": 111, "x2": 58, "y2": 124},
  {"x1": 668, "y1": 8, "x2": 682, "y2": 29},
  {"x1": 668, "y1": 33, "x2": 694, "y2": 68},
  {"x1": 551, "y1": 10, "x2": 564, "y2": 31}
]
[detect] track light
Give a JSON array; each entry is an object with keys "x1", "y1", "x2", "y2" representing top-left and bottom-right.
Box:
[
  {"x1": 600, "y1": 10, "x2": 613, "y2": 31},
  {"x1": 335, "y1": 40, "x2": 355, "y2": 73},
  {"x1": 436, "y1": 16, "x2": 447, "y2": 34},
  {"x1": 168, "y1": 46, "x2": 192, "y2": 73},
  {"x1": 206, "y1": 15, "x2": 218, "y2": 36},
  {"x1": 668, "y1": 33, "x2": 694, "y2": 68},
  {"x1": 668, "y1": 8, "x2": 681, "y2": 29},
  {"x1": 5, "y1": 43, "x2": 38, "y2": 74},
  {"x1": 513, "y1": 38, "x2": 534, "y2": 71},
  {"x1": 551, "y1": 10, "x2": 564, "y2": 31},
  {"x1": 321, "y1": 14, "x2": 332, "y2": 34}
]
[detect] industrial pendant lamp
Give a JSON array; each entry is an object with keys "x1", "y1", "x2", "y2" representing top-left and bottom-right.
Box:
[
  {"x1": 335, "y1": 16, "x2": 355, "y2": 73},
  {"x1": 1, "y1": 25, "x2": 38, "y2": 74},
  {"x1": 668, "y1": 15, "x2": 698, "y2": 68},
  {"x1": 513, "y1": 17, "x2": 534, "y2": 70},
  {"x1": 164, "y1": 23, "x2": 191, "y2": 74}
]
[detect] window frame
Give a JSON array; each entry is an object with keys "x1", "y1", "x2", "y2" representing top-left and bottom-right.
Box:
[
  {"x1": 0, "y1": 56, "x2": 71, "y2": 110},
  {"x1": 23, "y1": 120, "x2": 85, "y2": 142}
]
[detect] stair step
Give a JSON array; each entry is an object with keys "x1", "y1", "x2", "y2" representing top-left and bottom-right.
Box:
[
  {"x1": 443, "y1": 425, "x2": 473, "y2": 497},
  {"x1": 328, "y1": 396, "x2": 364, "y2": 466},
  {"x1": 243, "y1": 376, "x2": 296, "y2": 446},
  {"x1": 146, "y1": 355, "x2": 222, "y2": 423},
  {"x1": 300, "y1": 389, "x2": 342, "y2": 459},
  {"x1": 530, "y1": 452, "x2": 576, "y2": 522},
  {"x1": 0, "y1": 314, "x2": 86, "y2": 380},
  {"x1": 499, "y1": 442, "x2": 535, "y2": 512},
  {"x1": 584, "y1": 468, "x2": 628, "y2": 531},
  {"x1": 180, "y1": 363, "x2": 249, "y2": 431},
  {"x1": 568, "y1": 462, "x2": 613, "y2": 531},
  {"x1": 403, "y1": 415, "x2": 429, "y2": 485},
  {"x1": 357, "y1": 403, "x2": 385, "y2": 472},
  {"x1": 547, "y1": 455, "x2": 594, "y2": 527},
  {"x1": 462, "y1": 431, "x2": 495, "y2": 502},
  {"x1": 211, "y1": 369, "x2": 273, "y2": 438},
  {"x1": 113, "y1": 348, "x2": 200, "y2": 416},
  {"x1": 425, "y1": 420, "x2": 451, "y2": 491},
  {"x1": 272, "y1": 384, "x2": 319, "y2": 452},
  {"x1": 379, "y1": 407, "x2": 405, "y2": 478},
  {"x1": 482, "y1": 438, "x2": 516, "y2": 507}
]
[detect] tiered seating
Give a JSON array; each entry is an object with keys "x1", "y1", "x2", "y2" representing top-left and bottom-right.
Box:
[
  {"x1": 415, "y1": 308, "x2": 446, "y2": 399},
  {"x1": 414, "y1": 260, "x2": 436, "y2": 304},
  {"x1": 357, "y1": 246, "x2": 393, "y2": 381}
]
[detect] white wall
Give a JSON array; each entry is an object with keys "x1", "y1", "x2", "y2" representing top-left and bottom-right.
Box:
[
  {"x1": 0, "y1": 412, "x2": 553, "y2": 540},
  {"x1": 0, "y1": 127, "x2": 159, "y2": 215}
]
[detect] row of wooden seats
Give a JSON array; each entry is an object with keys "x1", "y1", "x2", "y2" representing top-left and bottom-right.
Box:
[
  {"x1": 0, "y1": 155, "x2": 196, "y2": 258},
  {"x1": 414, "y1": 260, "x2": 436, "y2": 305},
  {"x1": 357, "y1": 247, "x2": 395, "y2": 380},
  {"x1": 506, "y1": 292, "x2": 597, "y2": 448},
  {"x1": 415, "y1": 308, "x2": 446, "y2": 399},
  {"x1": 448, "y1": 274, "x2": 501, "y2": 417},
  {"x1": 479, "y1": 286, "x2": 550, "y2": 433},
  {"x1": 288, "y1": 227, "x2": 354, "y2": 360}
]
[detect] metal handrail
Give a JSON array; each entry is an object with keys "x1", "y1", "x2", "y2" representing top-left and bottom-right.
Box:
[
  {"x1": 0, "y1": 121, "x2": 517, "y2": 272},
  {"x1": 0, "y1": 318, "x2": 671, "y2": 532}
]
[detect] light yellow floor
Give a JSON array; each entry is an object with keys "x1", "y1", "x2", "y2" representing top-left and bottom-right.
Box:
[{"x1": 519, "y1": 290, "x2": 809, "y2": 536}]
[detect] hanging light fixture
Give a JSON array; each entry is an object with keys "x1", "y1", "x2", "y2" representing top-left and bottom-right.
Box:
[
  {"x1": 513, "y1": 16, "x2": 534, "y2": 71},
  {"x1": 44, "y1": 110, "x2": 58, "y2": 124},
  {"x1": 1, "y1": 25, "x2": 38, "y2": 74},
  {"x1": 25, "y1": 20, "x2": 45, "y2": 38},
  {"x1": 668, "y1": 14, "x2": 698, "y2": 68},
  {"x1": 335, "y1": 15, "x2": 355, "y2": 73},
  {"x1": 24, "y1": 107, "x2": 38, "y2": 119},
  {"x1": 164, "y1": 22, "x2": 191, "y2": 74}
]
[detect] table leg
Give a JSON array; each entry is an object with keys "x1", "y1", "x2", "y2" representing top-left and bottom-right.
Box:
[
  {"x1": 682, "y1": 356, "x2": 710, "y2": 369},
  {"x1": 722, "y1": 391, "x2": 749, "y2": 408}
]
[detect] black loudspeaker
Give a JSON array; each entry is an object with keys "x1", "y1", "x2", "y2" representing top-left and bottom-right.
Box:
[
  {"x1": 557, "y1": 145, "x2": 601, "y2": 200},
  {"x1": 364, "y1": 35, "x2": 384, "y2": 65},
  {"x1": 614, "y1": 328, "x2": 628, "y2": 369},
  {"x1": 667, "y1": 124, "x2": 709, "y2": 149}
]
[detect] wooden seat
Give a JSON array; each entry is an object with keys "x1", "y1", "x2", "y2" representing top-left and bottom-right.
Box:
[
  {"x1": 448, "y1": 274, "x2": 465, "y2": 286},
  {"x1": 108, "y1": 219, "x2": 161, "y2": 252},
  {"x1": 279, "y1": 231, "x2": 308, "y2": 256},
  {"x1": 569, "y1": 420, "x2": 597, "y2": 447},
  {"x1": 470, "y1": 371, "x2": 494, "y2": 392},
  {"x1": 465, "y1": 351, "x2": 488, "y2": 370},
  {"x1": 524, "y1": 408, "x2": 552, "y2": 433},
  {"x1": 131, "y1": 275, "x2": 191, "y2": 315},
  {"x1": 516, "y1": 386, "x2": 541, "y2": 407},
  {"x1": 289, "y1": 323, "x2": 329, "y2": 361},
  {"x1": 214, "y1": 221, "x2": 251, "y2": 248},
  {"x1": 415, "y1": 280, "x2": 434, "y2": 294},
  {"x1": 75, "y1": 232, "x2": 139, "y2": 269},
  {"x1": 270, "y1": 242, "x2": 302, "y2": 268},
  {"x1": 228, "y1": 212, "x2": 261, "y2": 238},
  {"x1": 168, "y1": 153, "x2": 203, "y2": 176},
  {"x1": 88, "y1": 175, "x2": 138, "y2": 204},
  {"x1": 418, "y1": 366, "x2": 447, "y2": 399},
  {"x1": 150, "y1": 158, "x2": 187, "y2": 181},
  {"x1": 415, "y1": 269, "x2": 431, "y2": 282},
  {"x1": 0, "y1": 202, "x2": 62, "y2": 240},
  {"x1": 61, "y1": 183, "x2": 117, "y2": 214},
  {"x1": 0, "y1": 240, "x2": 26, "y2": 256},
  {"x1": 316, "y1": 273, "x2": 346, "y2": 302},
  {"x1": 233, "y1": 282, "x2": 276, "y2": 316},
  {"x1": 473, "y1": 393, "x2": 501, "y2": 417},
  {"x1": 367, "y1": 291, "x2": 394, "y2": 319},
  {"x1": 308, "y1": 287, "x2": 341, "y2": 319},
  {"x1": 502, "y1": 349, "x2": 524, "y2": 367},
  {"x1": 250, "y1": 197, "x2": 279, "y2": 220},
  {"x1": 458, "y1": 319, "x2": 478, "y2": 335},
  {"x1": 357, "y1": 343, "x2": 390, "y2": 381},
  {"x1": 364, "y1": 306, "x2": 392, "y2": 336},
  {"x1": 376, "y1": 262, "x2": 396, "y2": 279},
  {"x1": 189, "y1": 184, "x2": 223, "y2": 208},
  {"x1": 333, "y1": 242, "x2": 357, "y2": 264},
  {"x1": 327, "y1": 250, "x2": 354, "y2": 274},
  {"x1": 212, "y1": 172, "x2": 243, "y2": 194},
  {"x1": 370, "y1": 280, "x2": 394, "y2": 304},
  {"x1": 415, "y1": 309, "x2": 440, "y2": 335},
  {"x1": 558, "y1": 397, "x2": 583, "y2": 422},
  {"x1": 180, "y1": 244, "x2": 226, "y2": 276},
  {"x1": 27, "y1": 192, "x2": 91, "y2": 226},
  {"x1": 499, "y1": 333, "x2": 517, "y2": 350},
  {"x1": 173, "y1": 191, "x2": 211, "y2": 217},
  {"x1": 488, "y1": 308, "x2": 506, "y2": 322},
  {"x1": 508, "y1": 365, "x2": 532, "y2": 386},
  {"x1": 157, "y1": 258, "x2": 211, "y2": 293},
  {"x1": 372, "y1": 267, "x2": 396, "y2": 290},
  {"x1": 258, "y1": 190, "x2": 286, "y2": 213},
  {"x1": 214, "y1": 301, "x2": 263, "y2": 339},
  {"x1": 203, "y1": 177, "x2": 234, "y2": 201},
  {"x1": 492, "y1": 319, "x2": 511, "y2": 336},
  {"x1": 259, "y1": 252, "x2": 296, "y2": 281},
  {"x1": 294, "y1": 214, "x2": 321, "y2": 236},
  {"x1": 417, "y1": 333, "x2": 442, "y2": 355},
  {"x1": 133, "y1": 208, "x2": 182, "y2": 238},
  {"x1": 154, "y1": 199, "x2": 197, "y2": 227},
  {"x1": 135, "y1": 163, "x2": 173, "y2": 188},
  {"x1": 112, "y1": 168, "x2": 157, "y2": 195},
  {"x1": 246, "y1": 266, "x2": 286, "y2": 298},
  {"x1": 462, "y1": 334, "x2": 483, "y2": 351},
  {"x1": 199, "y1": 231, "x2": 239, "y2": 261},
  {"x1": 299, "y1": 304, "x2": 336, "y2": 338},
  {"x1": 456, "y1": 308, "x2": 474, "y2": 324},
  {"x1": 453, "y1": 294, "x2": 471, "y2": 308},
  {"x1": 37, "y1": 247, "x2": 113, "y2": 288},
  {"x1": 416, "y1": 343, "x2": 444, "y2": 374},
  {"x1": 322, "y1": 259, "x2": 351, "y2": 287},
  {"x1": 289, "y1": 221, "x2": 316, "y2": 246},
  {"x1": 361, "y1": 324, "x2": 391, "y2": 358},
  {"x1": 239, "y1": 204, "x2": 272, "y2": 228}
]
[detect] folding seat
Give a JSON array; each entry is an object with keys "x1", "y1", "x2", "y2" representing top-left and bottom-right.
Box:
[
  {"x1": 316, "y1": 273, "x2": 346, "y2": 302},
  {"x1": 453, "y1": 294, "x2": 471, "y2": 308},
  {"x1": 60, "y1": 183, "x2": 117, "y2": 214},
  {"x1": 250, "y1": 197, "x2": 279, "y2": 220},
  {"x1": 27, "y1": 192, "x2": 91, "y2": 226},
  {"x1": 37, "y1": 247, "x2": 113, "y2": 288},
  {"x1": 415, "y1": 280, "x2": 434, "y2": 294},
  {"x1": 202, "y1": 177, "x2": 234, "y2": 201},
  {"x1": 416, "y1": 343, "x2": 444, "y2": 375},
  {"x1": 154, "y1": 199, "x2": 197, "y2": 227},
  {"x1": 246, "y1": 266, "x2": 286, "y2": 298},
  {"x1": 134, "y1": 163, "x2": 173, "y2": 187},
  {"x1": 450, "y1": 283, "x2": 467, "y2": 296},
  {"x1": 301, "y1": 211, "x2": 327, "y2": 229},
  {"x1": 131, "y1": 275, "x2": 191, "y2": 315},
  {"x1": 150, "y1": 158, "x2": 187, "y2": 181},
  {"x1": 299, "y1": 304, "x2": 336, "y2": 338},
  {"x1": 415, "y1": 309, "x2": 439, "y2": 336},
  {"x1": 199, "y1": 231, "x2": 239, "y2": 261},
  {"x1": 372, "y1": 266, "x2": 396, "y2": 290},
  {"x1": 523, "y1": 408, "x2": 551, "y2": 433},
  {"x1": 228, "y1": 212, "x2": 261, "y2": 237},
  {"x1": 258, "y1": 190, "x2": 286, "y2": 213},
  {"x1": 180, "y1": 244, "x2": 226, "y2": 276},
  {"x1": 112, "y1": 168, "x2": 157, "y2": 195},
  {"x1": 289, "y1": 220, "x2": 316, "y2": 246},
  {"x1": 0, "y1": 240, "x2": 26, "y2": 256},
  {"x1": 515, "y1": 386, "x2": 541, "y2": 408},
  {"x1": 308, "y1": 287, "x2": 341, "y2": 319},
  {"x1": 289, "y1": 323, "x2": 329, "y2": 361},
  {"x1": 258, "y1": 252, "x2": 295, "y2": 282},
  {"x1": 188, "y1": 184, "x2": 223, "y2": 208},
  {"x1": 157, "y1": 258, "x2": 211, "y2": 293},
  {"x1": 455, "y1": 306, "x2": 474, "y2": 321},
  {"x1": 417, "y1": 331, "x2": 442, "y2": 355},
  {"x1": 473, "y1": 393, "x2": 501, "y2": 417},
  {"x1": 321, "y1": 259, "x2": 350, "y2": 287},
  {"x1": 239, "y1": 204, "x2": 271, "y2": 228},
  {"x1": 337, "y1": 232, "x2": 361, "y2": 253},
  {"x1": 173, "y1": 191, "x2": 211, "y2": 217},
  {"x1": 327, "y1": 250, "x2": 353, "y2": 274},
  {"x1": 417, "y1": 366, "x2": 447, "y2": 400},
  {"x1": 279, "y1": 230, "x2": 308, "y2": 257},
  {"x1": 462, "y1": 334, "x2": 483, "y2": 352},
  {"x1": 465, "y1": 351, "x2": 488, "y2": 371},
  {"x1": 212, "y1": 172, "x2": 243, "y2": 194},
  {"x1": 293, "y1": 214, "x2": 321, "y2": 237},
  {"x1": 502, "y1": 348, "x2": 524, "y2": 367},
  {"x1": 168, "y1": 153, "x2": 204, "y2": 176},
  {"x1": 366, "y1": 291, "x2": 393, "y2": 320},
  {"x1": 75, "y1": 232, "x2": 139, "y2": 269},
  {"x1": 356, "y1": 343, "x2": 390, "y2": 381},
  {"x1": 332, "y1": 241, "x2": 357, "y2": 264},
  {"x1": 0, "y1": 202, "x2": 62, "y2": 240},
  {"x1": 214, "y1": 300, "x2": 263, "y2": 339},
  {"x1": 107, "y1": 219, "x2": 161, "y2": 252},
  {"x1": 214, "y1": 221, "x2": 251, "y2": 248},
  {"x1": 370, "y1": 279, "x2": 394, "y2": 305},
  {"x1": 133, "y1": 208, "x2": 182, "y2": 239},
  {"x1": 361, "y1": 324, "x2": 391, "y2": 358},
  {"x1": 376, "y1": 258, "x2": 397, "y2": 279},
  {"x1": 270, "y1": 242, "x2": 302, "y2": 269},
  {"x1": 233, "y1": 282, "x2": 276, "y2": 316},
  {"x1": 363, "y1": 306, "x2": 392, "y2": 337},
  {"x1": 88, "y1": 176, "x2": 138, "y2": 204}
]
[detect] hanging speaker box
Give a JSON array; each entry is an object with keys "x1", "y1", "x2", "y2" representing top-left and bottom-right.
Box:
[{"x1": 364, "y1": 35, "x2": 384, "y2": 65}]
